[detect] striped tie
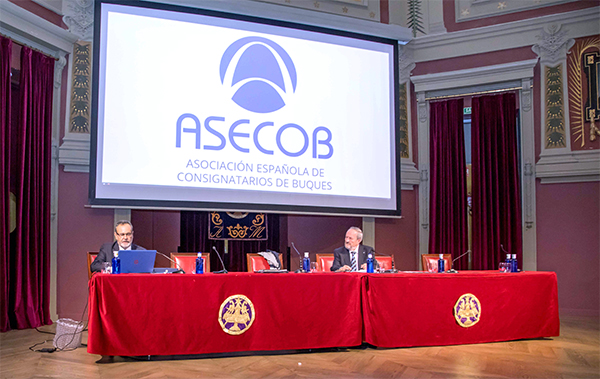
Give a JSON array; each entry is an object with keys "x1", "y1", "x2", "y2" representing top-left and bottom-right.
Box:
[{"x1": 351, "y1": 251, "x2": 358, "y2": 272}]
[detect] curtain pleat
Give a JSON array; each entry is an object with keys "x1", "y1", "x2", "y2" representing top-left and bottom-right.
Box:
[
  {"x1": 428, "y1": 99, "x2": 469, "y2": 270},
  {"x1": 472, "y1": 93, "x2": 522, "y2": 270},
  {"x1": 0, "y1": 36, "x2": 12, "y2": 332},
  {"x1": 7, "y1": 46, "x2": 54, "y2": 330}
]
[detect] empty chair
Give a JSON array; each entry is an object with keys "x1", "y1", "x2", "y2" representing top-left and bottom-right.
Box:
[
  {"x1": 87, "y1": 252, "x2": 98, "y2": 279},
  {"x1": 421, "y1": 254, "x2": 452, "y2": 272},
  {"x1": 170, "y1": 252, "x2": 211, "y2": 273},
  {"x1": 316, "y1": 253, "x2": 334, "y2": 272}
]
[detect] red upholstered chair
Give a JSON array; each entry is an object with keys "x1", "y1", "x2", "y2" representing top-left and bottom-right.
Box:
[
  {"x1": 247, "y1": 253, "x2": 271, "y2": 272},
  {"x1": 375, "y1": 256, "x2": 394, "y2": 271},
  {"x1": 421, "y1": 254, "x2": 452, "y2": 272},
  {"x1": 170, "y1": 252, "x2": 211, "y2": 273},
  {"x1": 316, "y1": 254, "x2": 334, "y2": 272},
  {"x1": 87, "y1": 252, "x2": 98, "y2": 279}
]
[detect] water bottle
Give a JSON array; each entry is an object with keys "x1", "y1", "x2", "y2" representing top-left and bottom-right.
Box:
[
  {"x1": 511, "y1": 254, "x2": 518, "y2": 273},
  {"x1": 195, "y1": 252, "x2": 204, "y2": 274},
  {"x1": 438, "y1": 254, "x2": 445, "y2": 273},
  {"x1": 112, "y1": 251, "x2": 120, "y2": 274},
  {"x1": 366, "y1": 253, "x2": 374, "y2": 273},
  {"x1": 302, "y1": 252, "x2": 311, "y2": 272},
  {"x1": 506, "y1": 253, "x2": 511, "y2": 268}
]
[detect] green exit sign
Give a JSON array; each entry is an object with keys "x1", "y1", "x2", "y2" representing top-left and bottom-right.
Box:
[{"x1": 464, "y1": 107, "x2": 472, "y2": 115}]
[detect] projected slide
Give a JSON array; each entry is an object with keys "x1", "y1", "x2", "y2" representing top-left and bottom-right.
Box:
[{"x1": 91, "y1": 1, "x2": 400, "y2": 216}]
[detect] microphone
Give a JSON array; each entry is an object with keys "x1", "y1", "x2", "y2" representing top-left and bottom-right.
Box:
[
  {"x1": 156, "y1": 252, "x2": 185, "y2": 273},
  {"x1": 290, "y1": 242, "x2": 305, "y2": 273},
  {"x1": 446, "y1": 250, "x2": 471, "y2": 273},
  {"x1": 212, "y1": 246, "x2": 228, "y2": 274},
  {"x1": 500, "y1": 244, "x2": 509, "y2": 255},
  {"x1": 369, "y1": 249, "x2": 397, "y2": 273}
]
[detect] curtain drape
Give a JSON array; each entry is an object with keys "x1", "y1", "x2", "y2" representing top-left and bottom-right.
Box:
[
  {"x1": 3, "y1": 46, "x2": 54, "y2": 331},
  {"x1": 0, "y1": 36, "x2": 13, "y2": 332},
  {"x1": 180, "y1": 212, "x2": 281, "y2": 272},
  {"x1": 428, "y1": 99, "x2": 469, "y2": 270},
  {"x1": 471, "y1": 93, "x2": 522, "y2": 270}
]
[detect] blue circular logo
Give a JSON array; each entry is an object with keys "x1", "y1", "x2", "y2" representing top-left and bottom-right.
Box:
[{"x1": 220, "y1": 37, "x2": 297, "y2": 114}]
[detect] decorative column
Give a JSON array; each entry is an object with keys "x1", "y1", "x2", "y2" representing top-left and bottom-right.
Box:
[
  {"x1": 59, "y1": 0, "x2": 95, "y2": 173},
  {"x1": 532, "y1": 23, "x2": 575, "y2": 162},
  {"x1": 416, "y1": 91, "x2": 429, "y2": 256},
  {"x1": 398, "y1": 44, "x2": 419, "y2": 189}
]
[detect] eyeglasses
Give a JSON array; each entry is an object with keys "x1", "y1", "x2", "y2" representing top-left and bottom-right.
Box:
[{"x1": 116, "y1": 232, "x2": 133, "y2": 237}]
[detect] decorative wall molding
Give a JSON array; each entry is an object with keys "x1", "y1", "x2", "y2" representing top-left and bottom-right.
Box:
[
  {"x1": 411, "y1": 8, "x2": 598, "y2": 62},
  {"x1": 536, "y1": 150, "x2": 600, "y2": 183},
  {"x1": 62, "y1": 0, "x2": 94, "y2": 41},
  {"x1": 455, "y1": 0, "x2": 576, "y2": 23}
]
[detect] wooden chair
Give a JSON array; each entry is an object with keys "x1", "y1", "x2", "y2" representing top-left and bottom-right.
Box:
[
  {"x1": 170, "y1": 252, "x2": 210, "y2": 273},
  {"x1": 87, "y1": 252, "x2": 99, "y2": 280},
  {"x1": 246, "y1": 253, "x2": 285, "y2": 272},
  {"x1": 316, "y1": 254, "x2": 334, "y2": 272},
  {"x1": 421, "y1": 254, "x2": 452, "y2": 272}
]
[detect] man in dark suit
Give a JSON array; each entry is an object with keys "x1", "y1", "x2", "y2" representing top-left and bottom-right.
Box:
[
  {"x1": 331, "y1": 226, "x2": 376, "y2": 272},
  {"x1": 90, "y1": 220, "x2": 145, "y2": 273}
]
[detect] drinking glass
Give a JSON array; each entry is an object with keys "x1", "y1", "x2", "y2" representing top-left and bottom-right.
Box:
[
  {"x1": 427, "y1": 260, "x2": 438, "y2": 273},
  {"x1": 101, "y1": 262, "x2": 112, "y2": 274},
  {"x1": 310, "y1": 262, "x2": 318, "y2": 272},
  {"x1": 498, "y1": 262, "x2": 510, "y2": 273}
]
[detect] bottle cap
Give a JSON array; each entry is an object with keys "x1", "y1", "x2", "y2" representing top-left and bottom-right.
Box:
[
  {"x1": 304, "y1": 252, "x2": 309, "y2": 257},
  {"x1": 512, "y1": 254, "x2": 516, "y2": 258},
  {"x1": 439, "y1": 254, "x2": 443, "y2": 259},
  {"x1": 368, "y1": 253, "x2": 373, "y2": 258},
  {"x1": 507, "y1": 254, "x2": 511, "y2": 258},
  {"x1": 114, "y1": 251, "x2": 118, "y2": 257},
  {"x1": 197, "y1": 252, "x2": 202, "y2": 257}
]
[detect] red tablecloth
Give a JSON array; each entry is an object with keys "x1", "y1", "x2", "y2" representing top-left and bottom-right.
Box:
[
  {"x1": 87, "y1": 272, "x2": 363, "y2": 356},
  {"x1": 87, "y1": 271, "x2": 559, "y2": 356},
  {"x1": 362, "y1": 271, "x2": 560, "y2": 347}
]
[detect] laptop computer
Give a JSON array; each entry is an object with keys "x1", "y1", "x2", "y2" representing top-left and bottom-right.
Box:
[{"x1": 119, "y1": 250, "x2": 157, "y2": 273}]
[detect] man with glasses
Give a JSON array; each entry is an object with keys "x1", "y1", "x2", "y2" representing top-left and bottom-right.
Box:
[
  {"x1": 331, "y1": 226, "x2": 377, "y2": 272},
  {"x1": 90, "y1": 220, "x2": 146, "y2": 273}
]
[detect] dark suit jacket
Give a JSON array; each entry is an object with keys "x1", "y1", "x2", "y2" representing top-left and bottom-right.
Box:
[
  {"x1": 90, "y1": 241, "x2": 146, "y2": 273},
  {"x1": 331, "y1": 244, "x2": 376, "y2": 272}
]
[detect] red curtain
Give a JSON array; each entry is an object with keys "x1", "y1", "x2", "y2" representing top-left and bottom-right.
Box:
[
  {"x1": 471, "y1": 93, "x2": 522, "y2": 270},
  {"x1": 0, "y1": 36, "x2": 12, "y2": 332},
  {"x1": 1, "y1": 45, "x2": 54, "y2": 331},
  {"x1": 428, "y1": 99, "x2": 469, "y2": 270}
]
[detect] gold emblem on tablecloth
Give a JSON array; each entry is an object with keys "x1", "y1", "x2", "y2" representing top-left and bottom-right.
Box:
[
  {"x1": 218, "y1": 295, "x2": 255, "y2": 335},
  {"x1": 454, "y1": 293, "x2": 481, "y2": 328}
]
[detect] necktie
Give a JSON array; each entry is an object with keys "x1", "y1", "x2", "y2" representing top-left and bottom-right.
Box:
[{"x1": 351, "y1": 251, "x2": 358, "y2": 272}]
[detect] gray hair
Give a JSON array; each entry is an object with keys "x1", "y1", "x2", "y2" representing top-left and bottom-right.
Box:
[
  {"x1": 348, "y1": 226, "x2": 363, "y2": 241},
  {"x1": 115, "y1": 220, "x2": 133, "y2": 233}
]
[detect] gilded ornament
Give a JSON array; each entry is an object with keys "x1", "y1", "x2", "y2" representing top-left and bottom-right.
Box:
[
  {"x1": 454, "y1": 293, "x2": 481, "y2": 328},
  {"x1": 218, "y1": 295, "x2": 255, "y2": 335}
]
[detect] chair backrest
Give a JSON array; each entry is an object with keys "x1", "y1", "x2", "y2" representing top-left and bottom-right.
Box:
[
  {"x1": 170, "y1": 252, "x2": 211, "y2": 273},
  {"x1": 87, "y1": 252, "x2": 98, "y2": 280},
  {"x1": 316, "y1": 254, "x2": 334, "y2": 272},
  {"x1": 246, "y1": 253, "x2": 270, "y2": 272},
  {"x1": 375, "y1": 256, "x2": 394, "y2": 270},
  {"x1": 421, "y1": 254, "x2": 452, "y2": 272}
]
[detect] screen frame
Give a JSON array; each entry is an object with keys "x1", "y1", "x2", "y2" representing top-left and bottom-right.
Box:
[{"x1": 89, "y1": 0, "x2": 402, "y2": 217}]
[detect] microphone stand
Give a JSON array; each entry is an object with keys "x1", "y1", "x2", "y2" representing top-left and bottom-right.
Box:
[
  {"x1": 156, "y1": 252, "x2": 185, "y2": 273},
  {"x1": 290, "y1": 242, "x2": 305, "y2": 273},
  {"x1": 212, "y1": 246, "x2": 228, "y2": 274},
  {"x1": 446, "y1": 250, "x2": 471, "y2": 273}
]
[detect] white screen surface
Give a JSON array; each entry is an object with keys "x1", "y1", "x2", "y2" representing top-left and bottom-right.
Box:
[{"x1": 91, "y1": 1, "x2": 400, "y2": 216}]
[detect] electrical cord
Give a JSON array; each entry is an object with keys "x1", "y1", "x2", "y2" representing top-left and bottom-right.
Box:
[{"x1": 29, "y1": 283, "x2": 90, "y2": 353}]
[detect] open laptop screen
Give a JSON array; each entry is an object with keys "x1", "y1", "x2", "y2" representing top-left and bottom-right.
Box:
[{"x1": 119, "y1": 250, "x2": 157, "y2": 273}]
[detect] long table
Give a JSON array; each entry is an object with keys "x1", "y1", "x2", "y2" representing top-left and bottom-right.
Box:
[{"x1": 87, "y1": 271, "x2": 559, "y2": 356}]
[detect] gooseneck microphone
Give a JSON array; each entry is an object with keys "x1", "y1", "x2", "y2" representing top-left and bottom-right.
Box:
[
  {"x1": 156, "y1": 252, "x2": 185, "y2": 273},
  {"x1": 290, "y1": 242, "x2": 304, "y2": 273},
  {"x1": 446, "y1": 250, "x2": 471, "y2": 273},
  {"x1": 212, "y1": 246, "x2": 228, "y2": 274},
  {"x1": 500, "y1": 244, "x2": 509, "y2": 255}
]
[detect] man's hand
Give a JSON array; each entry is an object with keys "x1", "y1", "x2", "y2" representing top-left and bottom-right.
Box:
[
  {"x1": 360, "y1": 263, "x2": 367, "y2": 270},
  {"x1": 336, "y1": 265, "x2": 352, "y2": 272}
]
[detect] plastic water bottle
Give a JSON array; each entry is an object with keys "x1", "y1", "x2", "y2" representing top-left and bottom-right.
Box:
[
  {"x1": 112, "y1": 251, "x2": 120, "y2": 274},
  {"x1": 511, "y1": 254, "x2": 518, "y2": 273},
  {"x1": 195, "y1": 252, "x2": 204, "y2": 274},
  {"x1": 506, "y1": 253, "x2": 511, "y2": 268},
  {"x1": 366, "y1": 253, "x2": 375, "y2": 273},
  {"x1": 438, "y1": 254, "x2": 445, "y2": 273},
  {"x1": 303, "y1": 252, "x2": 311, "y2": 272}
]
